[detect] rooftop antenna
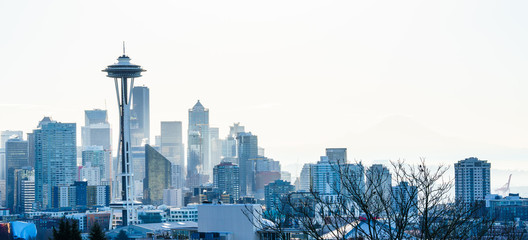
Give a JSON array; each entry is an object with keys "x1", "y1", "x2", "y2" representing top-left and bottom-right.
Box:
[{"x1": 123, "y1": 41, "x2": 126, "y2": 56}]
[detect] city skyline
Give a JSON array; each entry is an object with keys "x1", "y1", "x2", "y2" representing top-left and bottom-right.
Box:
[{"x1": 0, "y1": 1, "x2": 526, "y2": 190}]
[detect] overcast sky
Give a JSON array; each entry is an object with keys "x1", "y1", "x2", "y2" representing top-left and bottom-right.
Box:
[{"x1": 0, "y1": 1, "x2": 527, "y2": 188}]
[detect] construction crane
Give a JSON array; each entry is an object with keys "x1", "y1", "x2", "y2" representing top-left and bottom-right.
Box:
[{"x1": 495, "y1": 174, "x2": 512, "y2": 196}]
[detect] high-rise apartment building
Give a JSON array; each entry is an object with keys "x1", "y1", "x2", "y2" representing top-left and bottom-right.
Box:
[
  {"x1": 366, "y1": 164, "x2": 392, "y2": 211},
  {"x1": 298, "y1": 163, "x2": 313, "y2": 192},
  {"x1": 392, "y1": 181, "x2": 418, "y2": 215},
  {"x1": 81, "y1": 109, "x2": 112, "y2": 181},
  {"x1": 237, "y1": 132, "x2": 258, "y2": 197},
  {"x1": 144, "y1": 145, "x2": 172, "y2": 205},
  {"x1": 455, "y1": 157, "x2": 491, "y2": 203},
  {"x1": 187, "y1": 100, "x2": 210, "y2": 186},
  {"x1": 312, "y1": 150, "x2": 364, "y2": 198},
  {"x1": 213, "y1": 162, "x2": 240, "y2": 203},
  {"x1": 5, "y1": 138, "x2": 29, "y2": 212},
  {"x1": 265, "y1": 180, "x2": 295, "y2": 211},
  {"x1": 34, "y1": 117, "x2": 77, "y2": 210},
  {"x1": 131, "y1": 86, "x2": 150, "y2": 146}
]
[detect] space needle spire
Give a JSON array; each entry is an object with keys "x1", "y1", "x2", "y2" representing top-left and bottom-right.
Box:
[{"x1": 103, "y1": 46, "x2": 146, "y2": 228}]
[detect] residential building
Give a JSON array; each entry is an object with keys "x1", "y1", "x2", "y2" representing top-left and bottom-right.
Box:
[
  {"x1": 265, "y1": 180, "x2": 295, "y2": 211},
  {"x1": 455, "y1": 157, "x2": 491, "y2": 203},
  {"x1": 392, "y1": 181, "x2": 418, "y2": 216},
  {"x1": 213, "y1": 162, "x2": 240, "y2": 203},
  {"x1": 366, "y1": 164, "x2": 392, "y2": 211},
  {"x1": 298, "y1": 163, "x2": 313, "y2": 192},
  {"x1": 34, "y1": 117, "x2": 76, "y2": 210}
]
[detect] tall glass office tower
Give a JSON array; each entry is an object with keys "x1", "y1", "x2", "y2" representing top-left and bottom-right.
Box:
[
  {"x1": 5, "y1": 138, "x2": 29, "y2": 212},
  {"x1": 131, "y1": 86, "x2": 150, "y2": 146},
  {"x1": 144, "y1": 145, "x2": 171, "y2": 205},
  {"x1": 33, "y1": 117, "x2": 76, "y2": 210},
  {"x1": 187, "y1": 101, "x2": 210, "y2": 186},
  {"x1": 82, "y1": 109, "x2": 112, "y2": 181},
  {"x1": 237, "y1": 132, "x2": 258, "y2": 197}
]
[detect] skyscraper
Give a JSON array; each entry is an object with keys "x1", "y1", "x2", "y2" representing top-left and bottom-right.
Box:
[
  {"x1": 366, "y1": 164, "x2": 392, "y2": 211},
  {"x1": 222, "y1": 123, "x2": 245, "y2": 159},
  {"x1": 131, "y1": 86, "x2": 150, "y2": 146},
  {"x1": 210, "y1": 127, "x2": 222, "y2": 171},
  {"x1": 325, "y1": 148, "x2": 347, "y2": 163},
  {"x1": 237, "y1": 132, "x2": 258, "y2": 197},
  {"x1": 33, "y1": 117, "x2": 76, "y2": 210},
  {"x1": 213, "y1": 162, "x2": 240, "y2": 203},
  {"x1": 0, "y1": 130, "x2": 23, "y2": 182},
  {"x1": 455, "y1": 157, "x2": 491, "y2": 203},
  {"x1": 160, "y1": 121, "x2": 184, "y2": 168},
  {"x1": 81, "y1": 109, "x2": 112, "y2": 181},
  {"x1": 144, "y1": 145, "x2": 172, "y2": 205},
  {"x1": 0, "y1": 130, "x2": 23, "y2": 149},
  {"x1": 187, "y1": 100, "x2": 210, "y2": 186},
  {"x1": 5, "y1": 138, "x2": 29, "y2": 212}
]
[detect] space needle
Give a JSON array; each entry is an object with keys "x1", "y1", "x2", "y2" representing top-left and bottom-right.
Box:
[{"x1": 103, "y1": 44, "x2": 145, "y2": 227}]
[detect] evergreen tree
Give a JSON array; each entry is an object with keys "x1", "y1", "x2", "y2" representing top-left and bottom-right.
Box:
[
  {"x1": 71, "y1": 220, "x2": 82, "y2": 240},
  {"x1": 50, "y1": 218, "x2": 82, "y2": 240},
  {"x1": 52, "y1": 218, "x2": 71, "y2": 240},
  {"x1": 88, "y1": 222, "x2": 106, "y2": 240}
]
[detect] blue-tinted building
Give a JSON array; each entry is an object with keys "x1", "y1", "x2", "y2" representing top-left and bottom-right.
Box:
[
  {"x1": 213, "y1": 162, "x2": 240, "y2": 203},
  {"x1": 131, "y1": 86, "x2": 150, "y2": 146},
  {"x1": 187, "y1": 100, "x2": 210, "y2": 186},
  {"x1": 237, "y1": 132, "x2": 258, "y2": 197},
  {"x1": 265, "y1": 180, "x2": 295, "y2": 212},
  {"x1": 73, "y1": 181, "x2": 88, "y2": 209},
  {"x1": 5, "y1": 138, "x2": 29, "y2": 212},
  {"x1": 34, "y1": 117, "x2": 76, "y2": 210}
]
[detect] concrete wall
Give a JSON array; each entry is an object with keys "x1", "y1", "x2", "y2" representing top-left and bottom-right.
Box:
[{"x1": 198, "y1": 204, "x2": 261, "y2": 240}]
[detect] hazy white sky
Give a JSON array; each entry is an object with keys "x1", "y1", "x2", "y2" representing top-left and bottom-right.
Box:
[{"x1": 0, "y1": 1, "x2": 527, "y2": 187}]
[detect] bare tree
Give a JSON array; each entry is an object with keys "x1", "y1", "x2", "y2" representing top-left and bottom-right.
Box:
[{"x1": 246, "y1": 158, "x2": 495, "y2": 240}]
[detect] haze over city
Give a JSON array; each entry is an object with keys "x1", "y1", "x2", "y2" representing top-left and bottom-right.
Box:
[{"x1": 1, "y1": 0, "x2": 527, "y2": 190}]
